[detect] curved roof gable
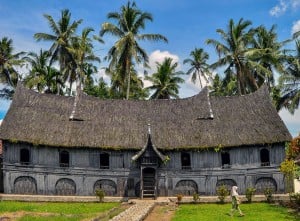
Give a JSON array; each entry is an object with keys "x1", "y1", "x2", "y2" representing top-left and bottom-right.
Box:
[{"x1": 0, "y1": 84, "x2": 291, "y2": 149}]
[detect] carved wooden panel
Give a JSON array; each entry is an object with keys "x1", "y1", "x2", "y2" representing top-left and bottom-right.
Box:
[
  {"x1": 94, "y1": 179, "x2": 117, "y2": 196},
  {"x1": 14, "y1": 176, "x2": 37, "y2": 194},
  {"x1": 55, "y1": 178, "x2": 76, "y2": 195},
  {"x1": 174, "y1": 180, "x2": 198, "y2": 195},
  {"x1": 255, "y1": 177, "x2": 277, "y2": 194}
]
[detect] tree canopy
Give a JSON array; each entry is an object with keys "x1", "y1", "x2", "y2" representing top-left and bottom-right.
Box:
[{"x1": 0, "y1": 2, "x2": 299, "y2": 116}]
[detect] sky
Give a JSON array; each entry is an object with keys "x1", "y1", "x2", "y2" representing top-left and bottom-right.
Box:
[{"x1": 0, "y1": 0, "x2": 299, "y2": 136}]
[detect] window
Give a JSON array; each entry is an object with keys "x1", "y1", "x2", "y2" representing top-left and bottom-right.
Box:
[
  {"x1": 181, "y1": 152, "x2": 191, "y2": 169},
  {"x1": 260, "y1": 148, "x2": 270, "y2": 166},
  {"x1": 100, "y1": 153, "x2": 109, "y2": 169},
  {"x1": 59, "y1": 151, "x2": 69, "y2": 167},
  {"x1": 20, "y1": 148, "x2": 30, "y2": 165},
  {"x1": 221, "y1": 152, "x2": 230, "y2": 168}
]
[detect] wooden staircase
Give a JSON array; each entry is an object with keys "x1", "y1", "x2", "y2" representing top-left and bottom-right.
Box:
[{"x1": 142, "y1": 171, "x2": 156, "y2": 198}]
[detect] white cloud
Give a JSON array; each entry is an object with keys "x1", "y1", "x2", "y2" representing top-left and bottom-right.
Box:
[
  {"x1": 270, "y1": 0, "x2": 300, "y2": 16},
  {"x1": 291, "y1": 0, "x2": 300, "y2": 9},
  {"x1": 270, "y1": 0, "x2": 288, "y2": 16},
  {"x1": 148, "y1": 50, "x2": 180, "y2": 71},
  {"x1": 292, "y1": 20, "x2": 300, "y2": 35},
  {"x1": 279, "y1": 108, "x2": 300, "y2": 137}
]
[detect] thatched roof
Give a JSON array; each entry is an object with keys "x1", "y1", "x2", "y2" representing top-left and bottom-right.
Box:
[{"x1": 0, "y1": 84, "x2": 291, "y2": 150}]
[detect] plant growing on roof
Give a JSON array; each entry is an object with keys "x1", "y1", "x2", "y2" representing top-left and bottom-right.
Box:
[
  {"x1": 214, "y1": 144, "x2": 223, "y2": 152},
  {"x1": 163, "y1": 155, "x2": 170, "y2": 164}
]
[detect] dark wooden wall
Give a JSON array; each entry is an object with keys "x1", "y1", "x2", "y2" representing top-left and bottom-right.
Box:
[{"x1": 2, "y1": 141, "x2": 286, "y2": 196}]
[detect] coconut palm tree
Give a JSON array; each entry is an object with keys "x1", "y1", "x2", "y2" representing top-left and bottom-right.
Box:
[
  {"x1": 249, "y1": 25, "x2": 287, "y2": 89},
  {"x1": 23, "y1": 49, "x2": 63, "y2": 94},
  {"x1": 278, "y1": 40, "x2": 300, "y2": 114},
  {"x1": 146, "y1": 57, "x2": 184, "y2": 99},
  {"x1": 67, "y1": 28, "x2": 101, "y2": 93},
  {"x1": 184, "y1": 48, "x2": 212, "y2": 88},
  {"x1": 84, "y1": 77, "x2": 110, "y2": 99},
  {"x1": 206, "y1": 18, "x2": 256, "y2": 95},
  {"x1": 34, "y1": 9, "x2": 82, "y2": 94},
  {"x1": 106, "y1": 64, "x2": 148, "y2": 99},
  {"x1": 0, "y1": 37, "x2": 24, "y2": 99},
  {"x1": 100, "y1": 1, "x2": 168, "y2": 99}
]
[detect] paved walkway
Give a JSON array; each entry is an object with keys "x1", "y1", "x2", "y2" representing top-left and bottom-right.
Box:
[{"x1": 109, "y1": 200, "x2": 156, "y2": 221}]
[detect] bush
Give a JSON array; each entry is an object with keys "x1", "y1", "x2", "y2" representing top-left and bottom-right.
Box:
[
  {"x1": 176, "y1": 194, "x2": 183, "y2": 203},
  {"x1": 193, "y1": 193, "x2": 200, "y2": 202},
  {"x1": 290, "y1": 192, "x2": 300, "y2": 207},
  {"x1": 95, "y1": 188, "x2": 105, "y2": 202},
  {"x1": 264, "y1": 188, "x2": 274, "y2": 203},
  {"x1": 245, "y1": 187, "x2": 256, "y2": 203},
  {"x1": 216, "y1": 185, "x2": 229, "y2": 204}
]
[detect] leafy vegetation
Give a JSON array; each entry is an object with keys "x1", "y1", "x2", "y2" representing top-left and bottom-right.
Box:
[
  {"x1": 245, "y1": 187, "x2": 256, "y2": 203},
  {"x1": 216, "y1": 185, "x2": 229, "y2": 204},
  {"x1": 176, "y1": 194, "x2": 183, "y2": 202},
  {"x1": 280, "y1": 136, "x2": 300, "y2": 192},
  {"x1": 264, "y1": 188, "x2": 274, "y2": 203},
  {"x1": 100, "y1": 1, "x2": 167, "y2": 99},
  {"x1": 95, "y1": 188, "x2": 105, "y2": 202},
  {"x1": 145, "y1": 57, "x2": 184, "y2": 99},
  {"x1": 0, "y1": 201, "x2": 119, "y2": 221},
  {"x1": 172, "y1": 203, "x2": 300, "y2": 221},
  {"x1": 193, "y1": 193, "x2": 200, "y2": 202}
]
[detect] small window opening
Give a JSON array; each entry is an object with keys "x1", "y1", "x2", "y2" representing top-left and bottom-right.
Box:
[
  {"x1": 221, "y1": 152, "x2": 231, "y2": 168},
  {"x1": 260, "y1": 148, "x2": 270, "y2": 166},
  {"x1": 20, "y1": 148, "x2": 30, "y2": 165},
  {"x1": 100, "y1": 153, "x2": 110, "y2": 169},
  {"x1": 59, "y1": 151, "x2": 70, "y2": 167},
  {"x1": 181, "y1": 152, "x2": 191, "y2": 170}
]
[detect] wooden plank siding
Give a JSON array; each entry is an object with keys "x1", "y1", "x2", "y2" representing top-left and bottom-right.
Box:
[{"x1": 2, "y1": 141, "x2": 286, "y2": 196}]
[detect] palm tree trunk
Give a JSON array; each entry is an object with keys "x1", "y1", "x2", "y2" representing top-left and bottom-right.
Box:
[
  {"x1": 126, "y1": 58, "x2": 131, "y2": 100},
  {"x1": 197, "y1": 70, "x2": 203, "y2": 88}
]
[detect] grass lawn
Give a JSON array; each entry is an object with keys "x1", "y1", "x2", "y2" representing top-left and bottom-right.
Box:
[
  {"x1": 0, "y1": 201, "x2": 121, "y2": 221},
  {"x1": 172, "y1": 203, "x2": 300, "y2": 221}
]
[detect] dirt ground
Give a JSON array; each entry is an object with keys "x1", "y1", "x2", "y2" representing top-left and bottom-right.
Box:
[{"x1": 144, "y1": 202, "x2": 177, "y2": 221}]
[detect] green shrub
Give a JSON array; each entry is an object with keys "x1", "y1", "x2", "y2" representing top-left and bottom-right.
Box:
[
  {"x1": 245, "y1": 187, "x2": 256, "y2": 203},
  {"x1": 193, "y1": 193, "x2": 200, "y2": 202},
  {"x1": 216, "y1": 185, "x2": 229, "y2": 204},
  {"x1": 264, "y1": 188, "x2": 274, "y2": 203},
  {"x1": 290, "y1": 192, "x2": 300, "y2": 206},
  {"x1": 95, "y1": 188, "x2": 105, "y2": 202},
  {"x1": 176, "y1": 194, "x2": 183, "y2": 202}
]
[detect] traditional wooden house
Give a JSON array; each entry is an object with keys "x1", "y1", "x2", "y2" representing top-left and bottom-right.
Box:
[{"x1": 0, "y1": 84, "x2": 291, "y2": 198}]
